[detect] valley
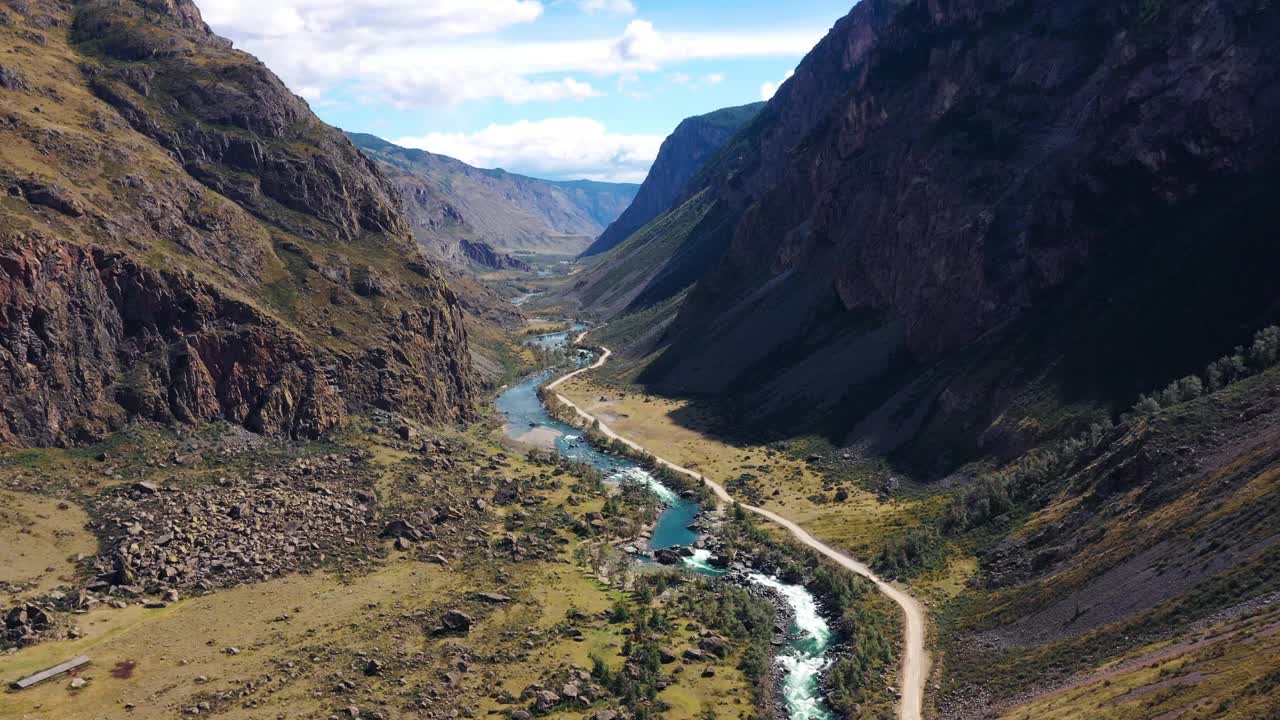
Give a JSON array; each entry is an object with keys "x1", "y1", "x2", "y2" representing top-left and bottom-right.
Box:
[
  {"x1": 3, "y1": 0, "x2": 1280, "y2": 719},
  {"x1": 541, "y1": 332, "x2": 928, "y2": 720}
]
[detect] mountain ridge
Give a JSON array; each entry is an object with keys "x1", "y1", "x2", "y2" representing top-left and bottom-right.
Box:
[
  {"x1": 579, "y1": 101, "x2": 763, "y2": 259},
  {"x1": 348, "y1": 132, "x2": 638, "y2": 263}
]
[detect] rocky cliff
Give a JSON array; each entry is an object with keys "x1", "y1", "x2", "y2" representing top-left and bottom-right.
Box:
[
  {"x1": 579, "y1": 102, "x2": 762, "y2": 259},
  {"x1": 631, "y1": 0, "x2": 1280, "y2": 466},
  {"x1": 0, "y1": 0, "x2": 476, "y2": 447},
  {"x1": 348, "y1": 133, "x2": 638, "y2": 260}
]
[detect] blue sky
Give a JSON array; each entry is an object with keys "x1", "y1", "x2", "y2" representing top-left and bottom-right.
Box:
[{"x1": 195, "y1": 0, "x2": 854, "y2": 182}]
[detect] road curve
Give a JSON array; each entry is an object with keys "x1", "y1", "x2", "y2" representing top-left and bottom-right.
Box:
[{"x1": 548, "y1": 333, "x2": 929, "y2": 720}]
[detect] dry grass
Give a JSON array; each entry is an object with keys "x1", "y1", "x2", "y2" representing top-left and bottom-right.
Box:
[
  {"x1": 556, "y1": 376, "x2": 937, "y2": 557},
  {"x1": 0, "y1": 490, "x2": 97, "y2": 602},
  {"x1": 0, "y1": 425, "x2": 755, "y2": 719},
  {"x1": 999, "y1": 606, "x2": 1280, "y2": 720}
]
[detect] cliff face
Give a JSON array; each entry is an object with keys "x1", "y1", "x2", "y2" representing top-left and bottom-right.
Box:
[
  {"x1": 579, "y1": 103, "x2": 763, "y2": 259},
  {"x1": 457, "y1": 240, "x2": 530, "y2": 272},
  {"x1": 0, "y1": 0, "x2": 476, "y2": 447},
  {"x1": 637, "y1": 0, "x2": 1280, "y2": 464},
  {"x1": 349, "y1": 134, "x2": 638, "y2": 259}
]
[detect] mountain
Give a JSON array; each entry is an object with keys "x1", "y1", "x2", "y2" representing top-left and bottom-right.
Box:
[
  {"x1": 562, "y1": 0, "x2": 1280, "y2": 715},
  {"x1": 578, "y1": 102, "x2": 763, "y2": 259},
  {"x1": 0, "y1": 0, "x2": 476, "y2": 447},
  {"x1": 586, "y1": 0, "x2": 1280, "y2": 463},
  {"x1": 561, "y1": 104, "x2": 766, "y2": 324},
  {"x1": 348, "y1": 133, "x2": 638, "y2": 263}
]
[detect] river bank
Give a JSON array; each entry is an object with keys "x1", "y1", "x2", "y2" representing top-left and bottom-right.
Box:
[
  {"x1": 541, "y1": 330, "x2": 920, "y2": 720},
  {"x1": 497, "y1": 330, "x2": 855, "y2": 720}
]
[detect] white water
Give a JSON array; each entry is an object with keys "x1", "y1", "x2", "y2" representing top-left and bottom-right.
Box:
[
  {"x1": 611, "y1": 465, "x2": 682, "y2": 505},
  {"x1": 684, "y1": 548, "x2": 724, "y2": 574},
  {"x1": 748, "y1": 573, "x2": 835, "y2": 720}
]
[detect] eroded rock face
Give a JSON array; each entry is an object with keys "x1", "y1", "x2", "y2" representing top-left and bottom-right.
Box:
[
  {"x1": 76, "y1": 3, "x2": 404, "y2": 245},
  {"x1": 457, "y1": 240, "x2": 530, "y2": 272},
  {"x1": 0, "y1": 234, "x2": 468, "y2": 445},
  {"x1": 0, "y1": 0, "x2": 476, "y2": 446}
]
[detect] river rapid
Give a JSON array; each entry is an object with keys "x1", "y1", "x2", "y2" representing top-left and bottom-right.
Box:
[{"x1": 497, "y1": 327, "x2": 836, "y2": 720}]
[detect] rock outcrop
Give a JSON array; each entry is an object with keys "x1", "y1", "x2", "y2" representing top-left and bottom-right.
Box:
[
  {"x1": 458, "y1": 240, "x2": 531, "y2": 272},
  {"x1": 0, "y1": 0, "x2": 476, "y2": 446},
  {"x1": 579, "y1": 102, "x2": 763, "y2": 258}
]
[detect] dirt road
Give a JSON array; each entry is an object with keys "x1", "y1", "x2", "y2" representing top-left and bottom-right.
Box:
[{"x1": 547, "y1": 334, "x2": 929, "y2": 720}]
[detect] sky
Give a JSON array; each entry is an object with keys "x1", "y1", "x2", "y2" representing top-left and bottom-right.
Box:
[{"x1": 193, "y1": 0, "x2": 854, "y2": 183}]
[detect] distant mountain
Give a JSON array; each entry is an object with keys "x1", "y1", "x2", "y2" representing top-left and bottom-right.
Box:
[
  {"x1": 348, "y1": 133, "x2": 638, "y2": 265},
  {"x1": 579, "y1": 102, "x2": 763, "y2": 259}
]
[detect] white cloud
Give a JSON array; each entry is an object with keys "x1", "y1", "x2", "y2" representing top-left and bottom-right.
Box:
[
  {"x1": 576, "y1": 0, "x2": 636, "y2": 14},
  {"x1": 760, "y1": 69, "x2": 795, "y2": 100},
  {"x1": 195, "y1": 1, "x2": 824, "y2": 108},
  {"x1": 397, "y1": 118, "x2": 663, "y2": 182},
  {"x1": 667, "y1": 71, "x2": 725, "y2": 90},
  {"x1": 379, "y1": 71, "x2": 598, "y2": 107},
  {"x1": 198, "y1": 0, "x2": 543, "y2": 38}
]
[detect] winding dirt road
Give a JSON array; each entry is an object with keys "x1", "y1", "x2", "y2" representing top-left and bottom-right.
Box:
[{"x1": 548, "y1": 334, "x2": 929, "y2": 720}]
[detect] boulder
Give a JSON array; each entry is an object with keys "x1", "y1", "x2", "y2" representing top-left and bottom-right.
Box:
[
  {"x1": 439, "y1": 610, "x2": 472, "y2": 633},
  {"x1": 653, "y1": 548, "x2": 683, "y2": 566},
  {"x1": 381, "y1": 519, "x2": 424, "y2": 541},
  {"x1": 534, "y1": 690, "x2": 560, "y2": 710},
  {"x1": 699, "y1": 636, "x2": 728, "y2": 657}
]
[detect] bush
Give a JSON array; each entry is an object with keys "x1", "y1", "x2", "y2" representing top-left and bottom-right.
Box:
[
  {"x1": 946, "y1": 474, "x2": 1013, "y2": 531},
  {"x1": 873, "y1": 526, "x2": 945, "y2": 579}
]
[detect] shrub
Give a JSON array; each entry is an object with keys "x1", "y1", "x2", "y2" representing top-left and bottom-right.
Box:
[
  {"x1": 1248, "y1": 325, "x2": 1280, "y2": 369},
  {"x1": 874, "y1": 526, "x2": 945, "y2": 579}
]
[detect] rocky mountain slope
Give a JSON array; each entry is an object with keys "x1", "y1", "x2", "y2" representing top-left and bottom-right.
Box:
[
  {"x1": 578, "y1": 102, "x2": 762, "y2": 259},
  {"x1": 561, "y1": 103, "x2": 767, "y2": 326},
  {"x1": 0, "y1": 0, "x2": 477, "y2": 447},
  {"x1": 348, "y1": 133, "x2": 638, "y2": 263},
  {"x1": 586, "y1": 0, "x2": 1280, "y2": 466}
]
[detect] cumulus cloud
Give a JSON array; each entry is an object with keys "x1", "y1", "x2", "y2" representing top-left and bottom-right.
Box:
[
  {"x1": 195, "y1": 1, "x2": 822, "y2": 108},
  {"x1": 397, "y1": 118, "x2": 663, "y2": 183},
  {"x1": 760, "y1": 69, "x2": 795, "y2": 100}
]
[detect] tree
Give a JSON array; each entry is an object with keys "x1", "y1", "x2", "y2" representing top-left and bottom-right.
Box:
[
  {"x1": 1132, "y1": 394, "x2": 1162, "y2": 417},
  {"x1": 1176, "y1": 375, "x2": 1204, "y2": 402},
  {"x1": 1248, "y1": 325, "x2": 1280, "y2": 369}
]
